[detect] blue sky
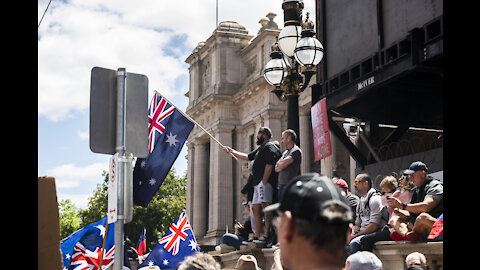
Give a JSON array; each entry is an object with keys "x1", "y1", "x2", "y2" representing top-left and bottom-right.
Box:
[{"x1": 38, "y1": 0, "x2": 315, "y2": 209}]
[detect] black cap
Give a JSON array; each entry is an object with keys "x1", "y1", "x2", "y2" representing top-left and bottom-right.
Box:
[
  {"x1": 258, "y1": 127, "x2": 272, "y2": 138},
  {"x1": 263, "y1": 173, "x2": 353, "y2": 223},
  {"x1": 404, "y1": 161, "x2": 428, "y2": 175}
]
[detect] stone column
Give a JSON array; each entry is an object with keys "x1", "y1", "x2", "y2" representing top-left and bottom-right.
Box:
[
  {"x1": 186, "y1": 142, "x2": 194, "y2": 223},
  {"x1": 205, "y1": 125, "x2": 234, "y2": 244},
  {"x1": 208, "y1": 139, "x2": 215, "y2": 232},
  {"x1": 192, "y1": 141, "x2": 208, "y2": 237},
  {"x1": 299, "y1": 112, "x2": 312, "y2": 174}
]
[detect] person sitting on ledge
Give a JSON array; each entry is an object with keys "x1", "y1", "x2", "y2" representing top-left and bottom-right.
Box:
[
  {"x1": 264, "y1": 173, "x2": 353, "y2": 270},
  {"x1": 387, "y1": 161, "x2": 443, "y2": 241},
  {"x1": 220, "y1": 201, "x2": 253, "y2": 250}
]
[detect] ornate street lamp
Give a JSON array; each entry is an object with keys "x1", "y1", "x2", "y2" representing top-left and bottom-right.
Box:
[
  {"x1": 263, "y1": 0, "x2": 324, "y2": 143},
  {"x1": 264, "y1": 40, "x2": 288, "y2": 95}
]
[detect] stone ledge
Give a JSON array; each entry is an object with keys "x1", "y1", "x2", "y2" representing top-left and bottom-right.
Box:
[
  {"x1": 210, "y1": 241, "x2": 444, "y2": 270},
  {"x1": 373, "y1": 241, "x2": 443, "y2": 270},
  {"x1": 211, "y1": 244, "x2": 278, "y2": 269}
]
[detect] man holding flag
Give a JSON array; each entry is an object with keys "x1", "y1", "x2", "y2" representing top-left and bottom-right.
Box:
[
  {"x1": 133, "y1": 91, "x2": 194, "y2": 207},
  {"x1": 138, "y1": 211, "x2": 200, "y2": 269}
]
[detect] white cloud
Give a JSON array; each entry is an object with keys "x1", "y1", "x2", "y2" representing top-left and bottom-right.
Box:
[
  {"x1": 46, "y1": 162, "x2": 108, "y2": 189},
  {"x1": 77, "y1": 129, "x2": 89, "y2": 141},
  {"x1": 38, "y1": 1, "x2": 188, "y2": 122},
  {"x1": 57, "y1": 192, "x2": 92, "y2": 210},
  {"x1": 38, "y1": 0, "x2": 316, "y2": 122}
]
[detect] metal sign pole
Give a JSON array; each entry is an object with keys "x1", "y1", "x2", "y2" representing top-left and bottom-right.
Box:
[
  {"x1": 90, "y1": 65, "x2": 147, "y2": 268},
  {"x1": 114, "y1": 67, "x2": 126, "y2": 270}
]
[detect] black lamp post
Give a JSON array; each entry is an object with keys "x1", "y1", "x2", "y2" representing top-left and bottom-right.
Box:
[{"x1": 263, "y1": 0, "x2": 324, "y2": 144}]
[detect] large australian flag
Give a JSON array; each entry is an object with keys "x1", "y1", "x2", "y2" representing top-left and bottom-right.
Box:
[
  {"x1": 138, "y1": 211, "x2": 200, "y2": 269},
  {"x1": 133, "y1": 91, "x2": 194, "y2": 207}
]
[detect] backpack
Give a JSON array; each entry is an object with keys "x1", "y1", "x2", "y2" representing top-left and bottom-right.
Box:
[{"x1": 359, "y1": 190, "x2": 389, "y2": 224}]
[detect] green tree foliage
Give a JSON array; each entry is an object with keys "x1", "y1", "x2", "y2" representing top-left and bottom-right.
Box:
[
  {"x1": 130, "y1": 168, "x2": 187, "y2": 251},
  {"x1": 58, "y1": 199, "x2": 82, "y2": 239},
  {"x1": 70, "y1": 168, "x2": 186, "y2": 252},
  {"x1": 78, "y1": 170, "x2": 109, "y2": 227}
]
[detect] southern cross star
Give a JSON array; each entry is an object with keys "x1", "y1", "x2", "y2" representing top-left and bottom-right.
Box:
[
  {"x1": 149, "y1": 178, "x2": 156, "y2": 186},
  {"x1": 166, "y1": 132, "x2": 179, "y2": 147},
  {"x1": 188, "y1": 239, "x2": 198, "y2": 250},
  {"x1": 95, "y1": 225, "x2": 106, "y2": 238}
]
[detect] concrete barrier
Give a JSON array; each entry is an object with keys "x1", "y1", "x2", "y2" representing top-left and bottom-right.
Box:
[
  {"x1": 373, "y1": 241, "x2": 443, "y2": 270},
  {"x1": 211, "y1": 244, "x2": 278, "y2": 270}
]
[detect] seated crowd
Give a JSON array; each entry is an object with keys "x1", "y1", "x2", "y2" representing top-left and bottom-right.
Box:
[{"x1": 213, "y1": 160, "x2": 443, "y2": 270}]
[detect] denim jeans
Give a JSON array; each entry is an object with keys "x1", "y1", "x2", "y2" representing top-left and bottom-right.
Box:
[
  {"x1": 349, "y1": 235, "x2": 365, "y2": 254},
  {"x1": 222, "y1": 233, "x2": 246, "y2": 250},
  {"x1": 360, "y1": 226, "x2": 392, "y2": 252}
]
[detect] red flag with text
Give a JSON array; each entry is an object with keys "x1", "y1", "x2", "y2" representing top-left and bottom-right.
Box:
[{"x1": 311, "y1": 97, "x2": 332, "y2": 161}]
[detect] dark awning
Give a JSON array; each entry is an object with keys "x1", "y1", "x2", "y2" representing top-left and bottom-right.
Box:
[{"x1": 311, "y1": 16, "x2": 443, "y2": 167}]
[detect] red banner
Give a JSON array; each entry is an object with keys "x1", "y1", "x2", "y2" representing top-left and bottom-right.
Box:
[{"x1": 311, "y1": 98, "x2": 332, "y2": 161}]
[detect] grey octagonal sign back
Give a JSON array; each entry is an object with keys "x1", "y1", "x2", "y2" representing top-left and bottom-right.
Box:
[{"x1": 90, "y1": 66, "x2": 149, "y2": 158}]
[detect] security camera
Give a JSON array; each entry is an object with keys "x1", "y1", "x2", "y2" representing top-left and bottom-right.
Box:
[
  {"x1": 348, "y1": 125, "x2": 358, "y2": 136},
  {"x1": 343, "y1": 123, "x2": 358, "y2": 136}
]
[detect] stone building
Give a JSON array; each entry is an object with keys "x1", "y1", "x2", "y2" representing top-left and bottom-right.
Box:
[
  {"x1": 184, "y1": 14, "x2": 324, "y2": 246},
  {"x1": 184, "y1": 0, "x2": 443, "y2": 246}
]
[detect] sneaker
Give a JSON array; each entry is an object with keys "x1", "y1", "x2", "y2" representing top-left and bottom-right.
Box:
[
  {"x1": 265, "y1": 236, "x2": 273, "y2": 248},
  {"x1": 252, "y1": 236, "x2": 266, "y2": 243},
  {"x1": 215, "y1": 244, "x2": 235, "y2": 252}
]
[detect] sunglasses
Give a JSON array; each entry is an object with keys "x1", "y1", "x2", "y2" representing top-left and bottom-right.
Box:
[{"x1": 354, "y1": 179, "x2": 367, "y2": 185}]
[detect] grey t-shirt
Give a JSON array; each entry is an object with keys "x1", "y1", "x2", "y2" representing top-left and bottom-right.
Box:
[
  {"x1": 410, "y1": 176, "x2": 443, "y2": 221},
  {"x1": 355, "y1": 188, "x2": 387, "y2": 231},
  {"x1": 278, "y1": 145, "x2": 302, "y2": 185}
]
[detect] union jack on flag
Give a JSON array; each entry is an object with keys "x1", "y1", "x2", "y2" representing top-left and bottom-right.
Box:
[
  {"x1": 70, "y1": 242, "x2": 114, "y2": 270},
  {"x1": 133, "y1": 91, "x2": 194, "y2": 207},
  {"x1": 60, "y1": 216, "x2": 130, "y2": 270},
  {"x1": 158, "y1": 211, "x2": 192, "y2": 256},
  {"x1": 148, "y1": 92, "x2": 175, "y2": 153},
  {"x1": 138, "y1": 211, "x2": 200, "y2": 269}
]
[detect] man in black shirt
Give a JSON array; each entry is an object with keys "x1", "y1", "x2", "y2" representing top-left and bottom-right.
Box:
[
  {"x1": 223, "y1": 127, "x2": 280, "y2": 243},
  {"x1": 388, "y1": 161, "x2": 443, "y2": 241}
]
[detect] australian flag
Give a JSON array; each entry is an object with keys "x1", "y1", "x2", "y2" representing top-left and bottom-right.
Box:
[
  {"x1": 138, "y1": 211, "x2": 200, "y2": 269},
  {"x1": 133, "y1": 91, "x2": 194, "y2": 207},
  {"x1": 60, "y1": 216, "x2": 130, "y2": 270}
]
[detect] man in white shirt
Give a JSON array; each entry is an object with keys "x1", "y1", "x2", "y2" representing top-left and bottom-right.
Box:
[{"x1": 348, "y1": 173, "x2": 386, "y2": 254}]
